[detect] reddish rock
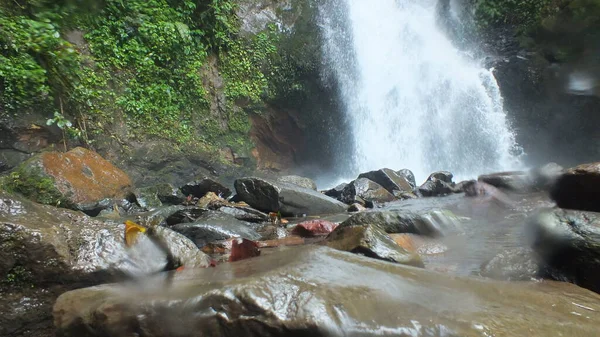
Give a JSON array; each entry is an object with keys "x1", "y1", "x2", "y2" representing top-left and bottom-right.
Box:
[
  {"x1": 12, "y1": 147, "x2": 132, "y2": 209},
  {"x1": 229, "y1": 238, "x2": 261, "y2": 262},
  {"x1": 292, "y1": 219, "x2": 339, "y2": 237}
]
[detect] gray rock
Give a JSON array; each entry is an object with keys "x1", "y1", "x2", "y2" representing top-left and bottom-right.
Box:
[
  {"x1": 340, "y1": 178, "x2": 395, "y2": 204},
  {"x1": 340, "y1": 209, "x2": 462, "y2": 237},
  {"x1": 277, "y1": 175, "x2": 317, "y2": 190},
  {"x1": 478, "y1": 171, "x2": 530, "y2": 192},
  {"x1": 427, "y1": 171, "x2": 454, "y2": 184},
  {"x1": 218, "y1": 206, "x2": 269, "y2": 223},
  {"x1": 54, "y1": 246, "x2": 600, "y2": 337},
  {"x1": 326, "y1": 223, "x2": 423, "y2": 267},
  {"x1": 418, "y1": 178, "x2": 453, "y2": 197},
  {"x1": 172, "y1": 211, "x2": 261, "y2": 248},
  {"x1": 323, "y1": 183, "x2": 347, "y2": 199},
  {"x1": 234, "y1": 177, "x2": 346, "y2": 216},
  {"x1": 527, "y1": 208, "x2": 600, "y2": 293},
  {"x1": 135, "y1": 183, "x2": 186, "y2": 209},
  {"x1": 358, "y1": 168, "x2": 413, "y2": 194},
  {"x1": 550, "y1": 162, "x2": 600, "y2": 212},
  {"x1": 396, "y1": 168, "x2": 416, "y2": 189}
]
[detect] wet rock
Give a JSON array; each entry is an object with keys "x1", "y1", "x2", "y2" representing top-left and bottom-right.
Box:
[
  {"x1": 229, "y1": 238, "x2": 261, "y2": 262},
  {"x1": 393, "y1": 190, "x2": 418, "y2": 199},
  {"x1": 451, "y1": 180, "x2": 475, "y2": 194},
  {"x1": 480, "y1": 248, "x2": 541, "y2": 281},
  {"x1": 135, "y1": 183, "x2": 185, "y2": 209},
  {"x1": 389, "y1": 234, "x2": 448, "y2": 256},
  {"x1": 165, "y1": 207, "x2": 209, "y2": 226},
  {"x1": 197, "y1": 191, "x2": 226, "y2": 208},
  {"x1": 427, "y1": 171, "x2": 453, "y2": 184},
  {"x1": 180, "y1": 177, "x2": 231, "y2": 199},
  {"x1": 358, "y1": 168, "x2": 413, "y2": 194},
  {"x1": 550, "y1": 162, "x2": 600, "y2": 212},
  {"x1": 234, "y1": 177, "x2": 346, "y2": 216},
  {"x1": 418, "y1": 178, "x2": 453, "y2": 197},
  {"x1": 0, "y1": 191, "x2": 209, "y2": 337},
  {"x1": 340, "y1": 209, "x2": 462, "y2": 237},
  {"x1": 396, "y1": 168, "x2": 416, "y2": 189},
  {"x1": 348, "y1": 203, "x2": 367, "y2": 212},
  {"x1": 327, "y1": 223, "x2": 423, "y2": 267},
  {"x1": 218, "y1": 206, "x2": 269, "y2": 223},
  {"x1": 323, "y1": 182, "x2": 347, "y2": 199},
  {"x1": 528, "y1": 208, "x2": 600, "y2": 293},
  {"x1": 478, "y1": 171, "x2": 530, "y2": 192},
  {"x1": 171, "y1": 211, "x2": 261, "y2": 248},
  {"x1": 341, "y1": 178, "x2": 395, "y2": 204},
  {"x1": 463, "y1": 181, "x2": 515, "y2": 207},
  {"x1": 54, "y1": 245, "x2": 600, "y2": 337},
  {"x1": 5, "y1": 147, "x2": 133, "y2": 212},
  {"x1": 292, "y1": 219, "x2": 339, "y2": 237},
  {"x1": 277, "y1": 175, "x2": 317, "y2": 190}
]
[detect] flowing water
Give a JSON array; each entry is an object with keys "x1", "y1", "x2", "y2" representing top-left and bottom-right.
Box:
[{"x1": 320, "y1": 0, "x2": 523, "y2": 184}]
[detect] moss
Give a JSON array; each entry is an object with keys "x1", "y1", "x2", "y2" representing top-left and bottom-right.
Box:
[
  {"x1": 2, "y1": 164, "x2": 69, "y2": 207},
  {"x1": 2, "y1": 265, "x2": 34, "y2": 289}
]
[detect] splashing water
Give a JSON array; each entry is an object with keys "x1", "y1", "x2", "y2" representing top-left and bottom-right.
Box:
[{"x1": 320, "y1": 0, "x2": 523, "y2": 184}]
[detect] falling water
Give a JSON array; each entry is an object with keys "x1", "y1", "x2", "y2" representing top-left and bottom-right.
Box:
[{"x1": 320, "y1": 0, "x2": 522, "y2": 183}]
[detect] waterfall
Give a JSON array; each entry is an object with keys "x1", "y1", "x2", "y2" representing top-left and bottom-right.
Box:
[{"x1": 320, "y1": 0, "x2": 523, "y2": 184}]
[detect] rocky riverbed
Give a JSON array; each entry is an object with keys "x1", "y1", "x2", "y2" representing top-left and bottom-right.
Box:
[{"x1": 2, "y1": 149, "x2": 600, "y2": 337}]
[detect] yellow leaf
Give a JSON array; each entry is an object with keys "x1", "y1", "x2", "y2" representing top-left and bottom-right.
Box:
[{"x1": 124, "y1": 220, "x2": 147, "y2": 247}]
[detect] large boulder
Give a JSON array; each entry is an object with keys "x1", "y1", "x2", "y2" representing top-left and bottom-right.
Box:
[
  {"x1": 340, "y1": 178, "x2": 395, "y2": 204},
  {"x1": 54, "y1": 246, "x2": 600, "y2": 337},
  {"x1": 326, "y1": 223, "x2": 423, "y2": 267},
  {"x1": 0, "y1": 191, "x2": 209, "y2": 337},
  {"x1": 180, "y1": 177, "x2": 231, "y2": 199},
  {"x1": 234, "y1": 177, "x2": 347, "y2": 216},
  {"x1": 2, "y1": 147, "x2": 133, "y2": 212},
  {"x1": 527, "y1": 208, "x2": 600, "y2": 293},
  {"x1": 340, "y1": 209, "x2": 462, "y2": 237},
  {"x1": 277, "y1": 175, "x2": 317, "y2": 190},
  {"x1": 358, "y1": 168, "x2": 413, "y2": 194},
  {"x1": 418, "y1": 171, "x2": 454, "y2": 197},
  {"x1": 134, "y1": 183, "x2": 185, "y2": 209},
  {"x1": 550, "y1": 162, "x2": 600, "y2": 212},
  {"x1": 171, "y1": 211, "x2": 261, "y2": 248}
]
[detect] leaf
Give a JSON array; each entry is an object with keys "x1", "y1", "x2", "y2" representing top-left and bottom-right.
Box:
[{"x1": 124, "y1": 220, "x2": 148, "y2": 247}]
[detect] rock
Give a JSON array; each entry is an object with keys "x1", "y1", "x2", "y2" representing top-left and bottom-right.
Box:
[
  {"x1": 326, "y1": 223, "x2": 423, "y2": 267},
  {"x1": 396, "y1": 168, "x2": 416, "y2": 189},
  {"x1": 427, "y1": 171, "x2": 453, "y2": 184},
  {"x1": 134, "y1": 183, "x2": 185, "y2": 209},
  {"x1": 527, "y1": 208, "x2": 600, "y2": 293},
  {"x1": 4, "y1": 147, "x2": 133, "y2": 213},
  {"x1": 323, "y1": 183, "x2": 347, "y2": 199},
  {"x1": 54, "y1": 246, "x2": 600, "y2": 337},
  {"x1": 234, "y1": 177, "x2": 347, "y2": 216},
  {"x1": 478, "y1": 171, "x2": 530, "y2": 191},
  {"x1": 340, "y1": 209, "x2": 462, "y2": 237},
  {"x1": 197, "y1": 191, "x2": 226, "y2": 208},
  {"x1": 292, "y1": 219, "x2": 339, "y2": 237},
  {"x1": 451, "y1": 180, "x2": 475, "y2": 194},
  {"x1": 0, "y1": 191, "x2": 209, "y2": 337},
  {"x1": 171, "y1": 211, "x2": 261, "y2": 248},
  {"x1": 340, "y1": 178, "x2": 395, "y2": 204},
  {"x1": 165, "y1": 207, "x2": 209, "y2": 226},
  {"x1": 480, "y1": 248, "x2": 542, "y2": 281},
  {"x1": 389, "y1": 234, "x2": 448, "y2": 256},
  {"x1": 418, "y1": 178, "x2": 453, "y2": 197},
  {"x1": 229, "y1": 238, "x2": 261, "y2": 262},
  {"x1": 277, "y1": 175, "x2": 317, "y2": 190},
  {"x1": 392, "y1": 190, "x2": 418, "y2": 199},
  {"x1": 463, "y1": 181, "x2": 515, "y2": 207},
  {"x1": 550, "y1": 162, "x2": 600, "y2": 212},
  {"x1": 180, "y1": 177, "x2": 231, "y2": 199},
  {"x1": 358, "y1": 168, "x2": 413, "y2": 194},
  {"x1": 348, "y1": 203, "x2": 366, "y2": 212},
  {"x1": 218, "y1": 206, "x2": 269, "y2": 223}
]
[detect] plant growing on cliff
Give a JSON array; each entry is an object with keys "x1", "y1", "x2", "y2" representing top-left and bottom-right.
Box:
[{"x1": 471, "y1": 0, "x2": 558, "y2": 32}]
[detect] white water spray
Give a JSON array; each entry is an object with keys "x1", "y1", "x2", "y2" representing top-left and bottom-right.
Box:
[{"x1": 321, "y1": 0, "x2": 522, "y2": 183}]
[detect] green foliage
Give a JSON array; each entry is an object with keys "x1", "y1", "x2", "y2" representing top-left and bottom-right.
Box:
[
  {"x1": 2, "y1": 166, "x2": 68, "y2": 206},
  {"x1": 2, "y1": 265, "x2": 33, "y2": 289},
  {"x1": 471, "y1": 0, "x2": 559, "y2": 32}
]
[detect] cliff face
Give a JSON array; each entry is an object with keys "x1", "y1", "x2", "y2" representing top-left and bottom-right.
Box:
[{"x1": 0, "y1": 0, "x2": 350, "y2": 186}]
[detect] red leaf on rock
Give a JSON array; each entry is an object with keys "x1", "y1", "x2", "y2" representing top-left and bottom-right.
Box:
[
  {"x1": 229, "y1": 238, "x2": 261, "y2": 262},
  {"x1": 292, "y1": 220, "x2": 339, "y2": 237}
]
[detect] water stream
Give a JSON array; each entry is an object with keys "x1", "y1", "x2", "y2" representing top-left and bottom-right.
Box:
[{"x1": 321, "y1": 0, "x2": 523, "y2": 184}]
